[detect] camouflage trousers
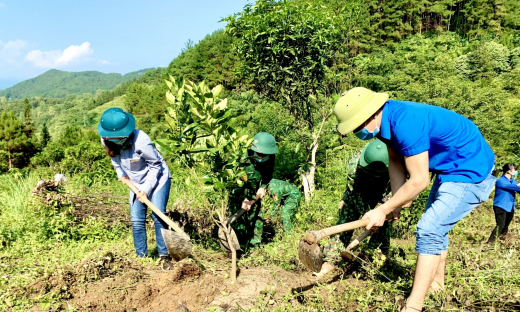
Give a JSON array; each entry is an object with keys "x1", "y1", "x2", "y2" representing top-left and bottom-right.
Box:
[
  {"x1": 323, "y1": 192, "x2": 392, "y2": 263},
  {"x1": 229, "y1": 179, "x2": 300, "y2": 247},
  {"x1": 337, "y1": 192, "x2": 392, "y2": 252}
]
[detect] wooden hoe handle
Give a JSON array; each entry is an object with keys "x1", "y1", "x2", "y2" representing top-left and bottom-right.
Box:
[
  {"x1": 226, "y1": 195, "x2": 261, "y2": 225},
  {"x1": 316, "y1": 219, "x2": 370, "y2": 241},
  {"x1": 305, "y1": 214, "x2": 393, "y2": 244},
  {"x1": 346, "y1": 229, "x2": 372, "y2": 250},
  {"x1": 124, "y1": 180, "x2": 184, "y2": 234}
]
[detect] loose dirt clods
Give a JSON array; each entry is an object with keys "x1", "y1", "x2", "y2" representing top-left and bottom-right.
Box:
[
  {"x1": 25, "y1": 252, "x2": 336, "y2": 312},
  {"x1": 32, "y1": 179, "x2": 130, "y2": 226},
  {"x1": 26, "y1": 252, "x2": 143, "y2": 301}
]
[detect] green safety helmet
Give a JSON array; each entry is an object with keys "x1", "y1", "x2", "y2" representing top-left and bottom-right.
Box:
[
  {"x1": 334, "y1": 87, "x2": 389, "y2": 135},
  {"x1": 251, "y1": 132, "x2": 279, "y2": 154},
  {"x1": 359, "y1": 139, "x2": 389, "y2": 171},
  {"x1": 98, "y1": 108, "x2": 136, "y2": 140}
]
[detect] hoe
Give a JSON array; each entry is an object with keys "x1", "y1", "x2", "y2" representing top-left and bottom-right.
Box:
[
  {"x1": 298, "y1": 215, "x2": 392, "y2": 272},
  {"x1": 219, "y1": 195, "x2": 261, "y2": 252}
]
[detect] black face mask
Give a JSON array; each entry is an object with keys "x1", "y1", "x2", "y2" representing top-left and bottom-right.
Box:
[{"x1": 358, "y1": 164, "x2": 388, "y2": 178}]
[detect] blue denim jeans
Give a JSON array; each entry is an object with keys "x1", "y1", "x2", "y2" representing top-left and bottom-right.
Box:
[
  {"x1": 130, "y1": 179, "x2": 171, "y2": 257},
  {"x1": 416, "y1": 174, "x2": 496, "y2": 255}
]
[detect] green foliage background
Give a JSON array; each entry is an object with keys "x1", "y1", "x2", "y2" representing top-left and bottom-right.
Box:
[{"x1": 0, "y1": 0, "x2": 520, "y2": 310}]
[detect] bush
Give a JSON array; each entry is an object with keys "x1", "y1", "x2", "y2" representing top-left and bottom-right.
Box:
[{"x1": 456, "y1": 41, "x2": 512, "y2": 79}]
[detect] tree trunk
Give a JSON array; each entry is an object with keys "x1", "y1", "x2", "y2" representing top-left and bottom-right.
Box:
[
  {"x1": 216, "y1": 210, "x2": 237, "y2": 284},
  {"x1": 300, "y1": 111, "x2": 331, "y2": 201},
  {"x1": 301, "y1": 140, "x2": 318, "y2": 201},
  {"x1": 223, "y1": 223, "x2": 237, "y2": 284}
]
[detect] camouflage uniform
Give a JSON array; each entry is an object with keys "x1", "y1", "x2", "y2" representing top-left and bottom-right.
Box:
[
  {"x1": 323, "y1": 149, "x2": 391, "y2": 262},
  {"x1": 338, "y1": 150, "x2": 391, "y2": 250},
  {"x1": 228, "y1": 164, "x2": 301, "y2": 247}
]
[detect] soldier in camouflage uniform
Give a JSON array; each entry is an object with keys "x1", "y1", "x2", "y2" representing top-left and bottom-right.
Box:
[
  {"x1": 338, "y1": 139, "x2": 392, "y2": 251},
  {"x1": 228, "y1": 132, "x2": 301, "y2": 248},
  {"x1": 316, "y1": 139, "x2": 391, "y2": 276}
]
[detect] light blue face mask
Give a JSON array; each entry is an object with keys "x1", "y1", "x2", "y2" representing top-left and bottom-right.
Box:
[
  {"x1": 513, "y1": 171, "x2": 518, "y2": 178},
  {"x1": 254, "y1": 152, "x2": 270, "y2": 163},
  {"x1": 109, "y1": 137, "x2": 129, "y2": 146},
  {"x1": 355, "y1": 127, "x2": 380, "y2": 140}
]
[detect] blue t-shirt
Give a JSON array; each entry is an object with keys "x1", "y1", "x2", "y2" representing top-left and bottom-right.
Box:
[
  {"x1": 493, "y1": 175, "x2": 520, "y2": 212},
  {"x1": 378, "y1": 100, "x2": 495, "y2": 183}
]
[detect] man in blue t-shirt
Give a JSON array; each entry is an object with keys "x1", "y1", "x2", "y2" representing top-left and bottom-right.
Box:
[{"x1": 334, "y1": 87, "x2": 496, "y2": 312}]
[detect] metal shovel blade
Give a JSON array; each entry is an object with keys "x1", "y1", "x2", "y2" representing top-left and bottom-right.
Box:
[
  {"x1": 161, "y1": 228, "x2": 192, "y2": 262},
  {"x1": 218, "y1": 226, "x2": 241, "y2": 253},
  {"x1": 298, "y1": 237, "x2": 323, "y2": 272}
]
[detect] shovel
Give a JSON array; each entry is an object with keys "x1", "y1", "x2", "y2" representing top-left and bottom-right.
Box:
[
  {"x1": 124, "y1": 180, "x2": 192, "y2": 261},
  {"x1": 299, "y1": 215, "x2": 392, "y2": 272},
  {"x1": 219, "y1": 195, "x2": 261, "y2": 252}
]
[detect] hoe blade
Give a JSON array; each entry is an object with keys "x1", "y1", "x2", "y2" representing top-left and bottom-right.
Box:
[
  {"x1": 218, "y1": 227, "x2": 241, "y2": 252},
  {"x1": 161, "y1": 228, "x2": 192, "y2": 262},
  {"x1": 298, "y1": 237, "x2": 323, "y2": 273}
]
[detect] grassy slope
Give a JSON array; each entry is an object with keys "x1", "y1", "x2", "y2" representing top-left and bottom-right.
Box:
[
  {"x1": 0, "y1": 165, "x2": 519, "y2": 311},
  {"x1": 85, "y1": 95, "x2": 126, "y2": 128},
  {"x1": 38, "y1": 95, "x2": 126, "y2": 137}
]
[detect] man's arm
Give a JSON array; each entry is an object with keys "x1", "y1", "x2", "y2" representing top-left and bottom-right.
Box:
[
  {"x1": 387, "y1": 146, "x2": 407, "y2": 196},
  {"x1": 363, "y1": 150, "x2": 430, "y2": 229}
]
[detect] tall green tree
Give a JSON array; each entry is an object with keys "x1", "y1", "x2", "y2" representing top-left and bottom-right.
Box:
[
  {"x1": 225, "y1": 0, "x2": 358, "y2": 200},
  {"x1": 40, "y1": 123, "x2": 51, "y2": 149},
  {"x1": 225, "y1": 0, "x2": 350, "y2": 127},
  {"x1": 167, "y1": 30, "x2": 239, "y2": 88},
  {"x1": 23, "y1": 98, "x2": 35, "y2": 138},
  {"x1": 0, "y1": 111, "x2": 35, "y2": 170}
]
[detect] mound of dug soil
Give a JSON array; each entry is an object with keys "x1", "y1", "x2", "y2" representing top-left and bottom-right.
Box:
[
  {"x1": 27, "y1": 251, "x2": 367, "y2": 311},
  {"x1": 27, "y1": 252, "x2": 143, "y2": 302},
  {"x1": 67, "y1": 262, "x2": 316, "y2": 312},
  {"x1": 32, "y1": 180, "x2": 130, "y2": 226}
]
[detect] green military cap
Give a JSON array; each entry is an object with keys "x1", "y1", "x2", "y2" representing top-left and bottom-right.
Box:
[
  {"x1": 359, "y1": 139, "x2": 389, "y2": 172},
  {"x1": 251, "y1": 132, "x2": 279, "y2": 155}
]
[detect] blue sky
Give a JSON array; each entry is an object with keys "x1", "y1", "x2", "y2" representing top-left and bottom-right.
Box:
[{"x1": 0, "y1": 0, "x2": 250, "y2": 89}]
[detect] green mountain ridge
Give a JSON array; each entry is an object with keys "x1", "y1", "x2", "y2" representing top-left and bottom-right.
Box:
[{"x1": 0, "y1": 68, "x2": 153, "y2": 99}]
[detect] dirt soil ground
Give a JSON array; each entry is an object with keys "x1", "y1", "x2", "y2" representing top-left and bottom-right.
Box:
[
  {"x1": 67, "y1": 262, "x2": 320, "y2": 312},
  {"x1": 26, "y1": 254, "x2": 367, "y2": 312}
]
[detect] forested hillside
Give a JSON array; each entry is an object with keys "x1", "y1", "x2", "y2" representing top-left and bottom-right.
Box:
[
  {"x1": 1, "y1": 0, "x2": 520, "y2": 311},
  {"x1": 0, "y1": 68, "x2": 152, "y2": 99}
]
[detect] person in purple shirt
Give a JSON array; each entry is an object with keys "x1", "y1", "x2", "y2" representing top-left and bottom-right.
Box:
[
  {"x1": 334, "y1": 87, "x2": 496, "y2": 312},
  {"x1": 487, "y1": 163, "x2": 520, "y2": 244},
  {"x1": 98, "y1": 108, "x2": 173, "y2": 270}
]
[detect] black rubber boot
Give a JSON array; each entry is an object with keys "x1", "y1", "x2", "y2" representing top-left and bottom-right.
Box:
[{"x1": 159, "y1": 255, "x2": 174, "y2": 271}]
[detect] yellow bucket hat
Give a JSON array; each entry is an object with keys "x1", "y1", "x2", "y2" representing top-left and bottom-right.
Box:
[{"x1": 334, "y1": 87, "x2": 389, "y2": 135}]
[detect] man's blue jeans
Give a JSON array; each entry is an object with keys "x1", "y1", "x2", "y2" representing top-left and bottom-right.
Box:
[
  {"x1": 416, "y1": 174, "x2": 496, "y2": 255},
  {"x1": 130, "y1": 179, "x2": 171, "y2": 257}
]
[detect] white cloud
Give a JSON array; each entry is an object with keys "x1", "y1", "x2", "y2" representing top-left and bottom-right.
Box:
[
  {"x1": 25, "y1": 42, "x2": 94, "y2": 68},
  {"x1": 100, "y1": 60, "x2": 111, "y2": 65},
  {"x1": 0, "y1": 40, "x2": 29, "y2": 64}
]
